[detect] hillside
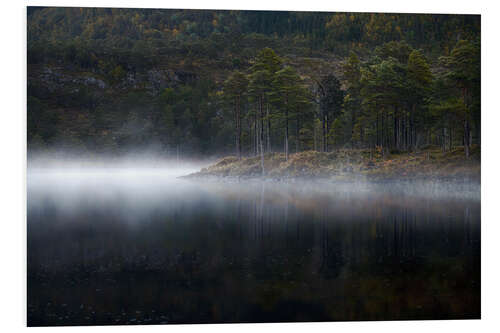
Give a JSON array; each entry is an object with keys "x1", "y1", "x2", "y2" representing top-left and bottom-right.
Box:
[{"x1": 27, "y1": 7, "x2": 480, "y2": 159}]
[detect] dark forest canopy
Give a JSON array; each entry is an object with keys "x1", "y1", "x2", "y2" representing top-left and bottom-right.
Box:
[{"x1": 27, "y1": 7, "x2": 480, "y2": 158}]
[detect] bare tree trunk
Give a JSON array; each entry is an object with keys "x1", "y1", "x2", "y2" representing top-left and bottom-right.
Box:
[
  {"x1": 384, "y1": 111, "x2": 389, "y2": 157},
  {"x1": 313, "y1": 120, "x2": 317, "y2": 151},
  {"x1": 464, "y1": 119, "x2": 470, "y2": 159},
  {"x1": 285, "y1": 106, "x2": 289, "y2": 161},
  {"x1": 236, "y1": 96, "x2": 241, "y2": 159},
  {"x1": 398, "y1": 116, "x2": 402, "y2": 150},
  {"x1": 381, "y1": 110, "x2": 385, "y2": 157},
  {"x1": 469, "y1": 125, "x2": 473, "y2": 147},
  {"x1": 266, "y1": 103, "x2": 271, "y2": 153},
  {"x1": 449, "y1": 127, "x2": 452, "y2": 152},
  {"x1": 351, "y1": 107, "x2": 356, "y2": 149},
  {"x1": 463, "y1": 88, "x2": 470, "y2": 159},
  {"x1": 442, "y1": 127, "x2": 447, "y2": 153},
  {"x1": 234, "y1": 100, "x2": 238, "y2": 158},
  {"x1": 260, "y1": 96, "x2": 265, "y2": 174},
  {"x1": 394, "y1": 111, "x2": 398, "y2": 149},
  {"x1": 256, "y1": 119, "x2": 259, "y2": 155},
  {"x1": 296, "y1": 117, "x2": 300, "y2": 153},
  {"x1": 403, "y1": 112, "x2": 407, "y2": 151},
  {"x1": 326, "y1": 113, "x2": 330, "y2": 152},
  {"x1": 412, "y1": 104, "x2": 417, "y2": 151},
  {"x1": 322, "y1": 112, "x2": 327, "y2": 153},
  {"x1": 254, "y1": 107, "x2": 258, "y2": 156},
  {"x1": 475, "y1": 115, "x2": 481, "y2": 146},
  {"x1": 409, "y1": 105, "x2": 413, "y2": 150}
]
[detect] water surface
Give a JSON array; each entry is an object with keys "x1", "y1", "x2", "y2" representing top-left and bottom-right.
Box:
[{"x1": 27, "y1": 166, "x2": 480, "y2": 325}]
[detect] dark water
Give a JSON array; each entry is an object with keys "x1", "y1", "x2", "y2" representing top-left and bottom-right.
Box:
[{"x1": 27, "y1": 168, "x2": 480, "y2": 326}]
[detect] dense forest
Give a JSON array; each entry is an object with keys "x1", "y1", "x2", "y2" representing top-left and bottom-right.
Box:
[{"x1": 27, "y1": 7, "x2": 480, "y2": 159}]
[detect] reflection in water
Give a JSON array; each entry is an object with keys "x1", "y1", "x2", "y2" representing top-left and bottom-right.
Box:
[{"x1": 27, "y1": 168, "x2": 480, "y2": 325}]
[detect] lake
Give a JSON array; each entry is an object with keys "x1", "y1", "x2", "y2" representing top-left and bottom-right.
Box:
[{"x1": 27, "y1": 164, "x2": 480, "y2": 325}]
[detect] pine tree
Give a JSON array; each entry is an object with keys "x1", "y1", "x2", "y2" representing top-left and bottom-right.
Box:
[
  {"x1": 223, "y1": 71, "x2": 248, "y2": 159},
  {"x1": 343, "y1": 51, "x2": 362, "y2": 147},
  {"x1": 407, "y1": 49, "x2": 432, "y2": 150},
  {"x1": 441, "y1": 39, "x2": 480, "y2": 158},
  {"x1": 317, "y1": 74, "x2": 345, "y2": 152},
  {"x1": 272, "y1": 66, "x2": 312, "y2": 159}
]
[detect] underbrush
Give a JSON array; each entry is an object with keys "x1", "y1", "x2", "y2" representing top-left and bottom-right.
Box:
[{"x1": 190, "y1": 146, "x2": 480, "y2": 182}]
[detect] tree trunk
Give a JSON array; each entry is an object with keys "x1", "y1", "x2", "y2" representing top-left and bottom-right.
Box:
[
  {"x1": 463, "y1": 87, "x2": 471, "y2": 159},
  {"x1": 254, "y1": 107, "x2": 258, "y2": 156},
  {"x1": 266, "y1": 103, "x2": 271, "y2": 153},
  {"x1": 260, "y1": 96, "x2": 265, "y2": 174},
  {"x1": 474, "y1": 114, "x2": 481, "y2": 146},
  {"x1": 325, "y1": 113, "x2": 329, "y2": 153},
  {"x1": 403, "y1": 112, "x2": 407, "y2": 151},
  {"x1": 296, "y1": 117, "x2": 300, "y2": 153},
  {"x1": 236, "y1": 96, "x2": 241, "y2": 159},
  {"x1": 399, "y1": 116, "x2": 402, "y2": 150},
  {"x1": 351, "y1": 106, "x2": 356, "y2": 149},
  {"x1": 442, "y1": 127, "x2": 446, "y2": 152},
  {"x1": 409, "y1": 105, "x2": 413, "y2": 150},
  {"x1": 322, "y1": 112, "x2": 327, "y2": 153},
  {"x1": 394, "y1": 111, "x2": 398, "y2": 149},
  {"x1": 413, "y1": 104, "x2": 417, "y2": 151},
  {"x1": 449, "y1": 127, "x2": 452, "y2": 152},
  {"x1": 313, "y1": 120, "x2": 317, "y2": 152},
  {"x1": 464, "y1": 119, "x2": 470, "y2": 159},
  {"x1": 285, "y1": 105, "x2": 289, "y2": 161},
  {"x1": 384, "y1": 111, "x2": 389, "y2": 156},
  {"x1": 381, "y1": 110, "x2": 385, "y2": 156}
]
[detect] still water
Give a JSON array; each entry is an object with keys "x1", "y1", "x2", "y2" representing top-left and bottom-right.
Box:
[{"x1": 27, "y1": 166, "x2": 480, "y2": 326}]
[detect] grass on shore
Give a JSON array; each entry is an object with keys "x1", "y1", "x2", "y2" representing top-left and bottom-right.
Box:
[{"x1": 189, "y1": 145, "x2": 480, "y2": 182}]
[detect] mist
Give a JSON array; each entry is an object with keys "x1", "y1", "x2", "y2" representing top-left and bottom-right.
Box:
[
  {"x1": 28, "y1": 152, "x2": 480, "y2": 227},
  {"x1": 27, "y1": 153, "x2": 480, "y2": 325}
]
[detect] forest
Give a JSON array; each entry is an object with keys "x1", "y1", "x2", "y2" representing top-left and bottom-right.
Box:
[{"x1": 27, "y1": 7, "x2": 480, "y2": 160}]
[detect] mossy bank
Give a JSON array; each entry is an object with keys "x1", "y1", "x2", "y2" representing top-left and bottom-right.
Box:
[{"x1": 186, "y1": 146, "x2": 480, "y2": 182}]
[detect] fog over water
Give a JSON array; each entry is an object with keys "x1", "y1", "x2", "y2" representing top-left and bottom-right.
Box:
[
  {"x1": 27, "y1": 156, "x2": 481, "y2": 325},
  {"x1": 28, "y1": 155, "x2": 480, "y2": 205}
]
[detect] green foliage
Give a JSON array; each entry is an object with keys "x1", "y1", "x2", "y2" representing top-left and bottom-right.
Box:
[
  {"x1": 318, "y1": 74, "x2": 345, "y2": 120},
  {"x1": 329, "y1": 118, "x2": 344, "y2": 146},
  {"x1": 438, "y1": 39, "x2": 481, "y2": 151},
  {"x1": 109, "y1": 65, "x2": 126, "y2": 83},
  {"x1": 441, "y1": 39, "x2": 480, "y2": 92},
  {"x1": 248, "y1": 69, "x2": 273, "y2": 100},
  {"x1": 375, "y1": 40, "x2": 412, "y2": 63},
  {"x1": 343, "y1": 51, "x2": 361, "y2": 89},
  {"x1": 26, "y1": 8, "x2": 481, "y2": 157},
  {"x1": 224, "y1": 71, "x2": 248, "y2": 98},
  {"x1": 272, "y1": 66, "x2": 313, "y2": 122},
  {"x1": 27, "y1": 96, "x2": 58, "y2": 142},
  {"x1": 250, "y1": 47, "x2": 283, "y2": 74}
]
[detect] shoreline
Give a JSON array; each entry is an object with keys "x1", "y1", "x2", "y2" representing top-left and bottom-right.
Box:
[{"x1": 184, "y1": 147, "x2": 480, "y2": 184}]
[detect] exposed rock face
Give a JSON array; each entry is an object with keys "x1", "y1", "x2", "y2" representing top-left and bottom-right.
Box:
[
  {"x1": 146, "y1": 69, "x2": 169, "y2": 94},
  {"x1": 31, "y1": 65, "x2": 198, "y2": 97},
  {"x1": 38, "y1": 67, "x2": 107, "y2": 91},
  {"x1": 173, "y1": 70, "x2": 197, "y2": 84},
  {"x1": 82, "y1": 76, "x2": 106, "y2": 89}
]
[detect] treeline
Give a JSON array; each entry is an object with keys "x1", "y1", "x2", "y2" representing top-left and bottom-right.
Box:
[
  {"x1": 222, "y1": 41, "x2": 479, "y2": 162},
  {"x1": 28, "y1": 8, "x2": 479, "y2": 66},
  {"x1": 27, "y1": 8, "x2": 480, "y2": 158}
]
